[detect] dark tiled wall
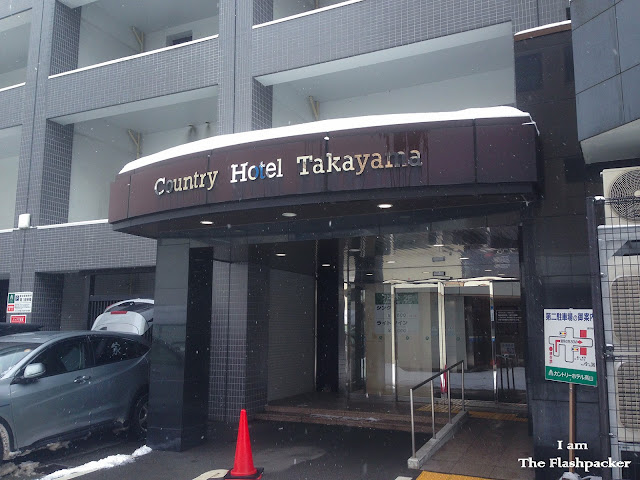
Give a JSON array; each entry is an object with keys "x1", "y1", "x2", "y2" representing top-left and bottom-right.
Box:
[
  {"x1": 32, "y1": 272, "x2": 64, "y2": 330},
  {"x1": 209, "y1": 260, "x2": 232, "y2": 421},
  {"x1": 251, "y1": 79, "x2": 272, "y2": 130},
  {"x1": 538, "y1": 0, "x2": 569, "y2": 26},
  {"x1": 40, "y1": 121, "x2": 73, "y2": 225},
  {"x1": 0, "y1": 233, "x2": 11, "y2": 274},
  {"x1": 0, "y1": 86, "x2": 24, "y2": 129},
  {"x1": 513, "y1": 0, "x2": 540, "y2": 32},
  {"x1": 253, "y1": 0, "x2": 273, "y2": 25},
  {"x1": 46, "y1": 37, "x2": 220, "y2": 119},
  {"x1": 516, "y1": 30, "x2": 604, "y2": 479},
  {"x1": 50, "y1": 2, "x2": 80, "y2": 76},
  {"x1": 245, "y1": 262, "x2": 269, "y2": 414},
  {"x1": 31, "y1": 223, "x2": 156, "y2": 271},
  {"x1": 233, "y1": 0, "x2": 254, "y2": 132},
  {"x1": 209, "y1": 261, "x2": 249, "y2": 422},
  {"x1": 60, "y1": 273, "x2": 89, "y2": 330},
  {"x1": 252, "y1": 0, "x2": 513, "y2": 76},
  {"x1": 14, "y1": 0, "x2": 53, "y2": 224},
  {"x1": 217, "y1": 0, "x2": 236, "y2": 135}
]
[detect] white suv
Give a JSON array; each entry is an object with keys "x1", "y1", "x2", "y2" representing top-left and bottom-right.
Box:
[{"x1": 91, "y1": 299, "x2": 153, "y2": 339}]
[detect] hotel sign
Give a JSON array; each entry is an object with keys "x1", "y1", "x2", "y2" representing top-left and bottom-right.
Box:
[
  {"x1": 110, "y1": 119, "x2": 537, "y2": 223},
  {"x1": 150, "y1": 150, "x2": 422, "y2": 197}
]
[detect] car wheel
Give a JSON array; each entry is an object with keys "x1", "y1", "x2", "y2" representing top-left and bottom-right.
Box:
[
  {"x1": 0, "y1": 423, "x2": 10, "y2": 461},
  {"x1": 130, "y1": 393, "x2": 148, "y2": 439}
]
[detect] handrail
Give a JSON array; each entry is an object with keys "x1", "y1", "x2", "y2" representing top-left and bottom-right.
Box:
[{"x1": 409, "y1": 360, "x2": 465, "y2": 457}]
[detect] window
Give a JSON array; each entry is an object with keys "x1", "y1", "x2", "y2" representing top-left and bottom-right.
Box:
[
  {"x1": 90, "y1": 336, "x2": 149, "y2": 366},
  {"x1": 32, "y1": 339, "x2": 89, "y2": 377}
]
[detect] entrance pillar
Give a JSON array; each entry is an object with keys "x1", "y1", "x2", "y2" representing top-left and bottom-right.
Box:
[{"x1": 147, "y1": 239, "x2": 212, "y2": 451}]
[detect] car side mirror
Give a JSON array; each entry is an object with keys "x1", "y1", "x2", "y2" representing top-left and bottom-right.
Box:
[{"x1": 23, "y1": 363, "x2": 45, "y2": 380}]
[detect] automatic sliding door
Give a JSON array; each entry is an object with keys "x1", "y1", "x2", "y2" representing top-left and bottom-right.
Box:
[{"x1": 394, "y1": 284, "x2": 441, "y2": 398}]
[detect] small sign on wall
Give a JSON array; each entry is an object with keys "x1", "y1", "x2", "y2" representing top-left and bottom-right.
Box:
[
  {"x1": 10, "y1": 315, "x2": 26, "y2": 324},
  {"x1": 6, "y1": 292, "x2": 33, "y2": 314},
  {"x1": 544, "y1": 308, "x2": 597, "y2": 387}
]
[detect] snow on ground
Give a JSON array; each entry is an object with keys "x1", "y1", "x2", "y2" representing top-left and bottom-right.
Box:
[
  {"x1": 0, "y1": 460, "x2": 40, "y2": 478},
  {"x1": 37, "y1": 445, "x2": 152, "y2": 480}
]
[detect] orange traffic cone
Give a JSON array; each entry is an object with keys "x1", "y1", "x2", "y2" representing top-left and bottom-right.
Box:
[{"x1": 224, "y1": 409, "x2": 263, "y2": 479}]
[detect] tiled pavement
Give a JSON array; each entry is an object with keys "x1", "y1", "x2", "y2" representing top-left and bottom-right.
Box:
[{"x1": 418, "y1": 416, "x2": 534, "y2": 480}]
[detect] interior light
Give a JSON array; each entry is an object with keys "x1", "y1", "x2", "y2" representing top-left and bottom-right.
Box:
[
  {"x1": 276, "y1": 253, "x2": 287, "y2": 257},
  {"x1": 348, "y1": 248, "x2": 361, "y2": 253},
  {"x1": 322, "y1": 263, "x2": 331, "y2": 267},
  {"x1": 377, "y1": 203, "x2": 393, "y2": 209},
  {"x1": 282, "y1": 212, "x2": 297, "y2": 217},
  {"x1": 460, "y1": 257, "x2": 469, "y2": 260},
  {"x1": 200, "y1": 220, "x2": 213, "y2": 225},
  {"x1": 366, "y1": 273, "x2": 373, "y2": 276},
  {"x1": 484, "y1": 269, "x2": 492, "y2": 272},
  {"x1": 433, "y1": 244, "x2": 444, "y2": 247},
  {"x1": 387, "y1": 260, "x2": 396, "y2": 264}
]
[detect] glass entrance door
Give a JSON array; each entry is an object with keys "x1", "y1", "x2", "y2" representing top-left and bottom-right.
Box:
[
  {"x1": 394, "y1": 283, "x2": 442, "y2": 398},
  {"x1": 344, "y1": 228, "x2": 525, "y2": 403}
]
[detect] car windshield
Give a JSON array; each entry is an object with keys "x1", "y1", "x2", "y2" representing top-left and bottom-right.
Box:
[{"x1": 0, "y1": 342, "x2": 40, "y2": 375}]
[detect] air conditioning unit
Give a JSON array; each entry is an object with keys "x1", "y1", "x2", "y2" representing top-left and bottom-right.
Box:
[
  {"x1": 602, "y1": 167, "x2": 640, "y2": 225},
  {"x1": 599, "y1": 226, "x2": 640, "y2": 464},
  {"x1": 611, "y1": 359, "x2": 640, "y2": 444}
]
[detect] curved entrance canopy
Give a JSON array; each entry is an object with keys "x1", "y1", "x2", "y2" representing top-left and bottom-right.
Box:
[{"x1": 109, "y1": 107, "x2": 538, "y2": 238}]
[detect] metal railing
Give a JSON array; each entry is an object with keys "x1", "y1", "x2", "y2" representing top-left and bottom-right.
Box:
[{"x1": 409, "y1": 360, "x2": 465, "y2": 457}]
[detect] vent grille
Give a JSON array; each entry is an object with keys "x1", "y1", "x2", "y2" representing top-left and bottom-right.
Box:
[
  {"x1": 610, "y1": 276, "x2": 640, "y2": 345},
  {"x1": 618, "y1": 361, "x2": 640, "y2": 429},
  {"x1": 609, "y1": 170, "x2": 640, "y2": 220}
]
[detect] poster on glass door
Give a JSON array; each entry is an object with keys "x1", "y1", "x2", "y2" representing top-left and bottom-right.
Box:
[{"x1": 374, "y1": 293, "x2": 419, "y2": 335}]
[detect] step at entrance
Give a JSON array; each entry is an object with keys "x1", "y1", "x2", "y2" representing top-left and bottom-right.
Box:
[{"x1": 255, "y1": 404, "x2": 452, "y2": 433}]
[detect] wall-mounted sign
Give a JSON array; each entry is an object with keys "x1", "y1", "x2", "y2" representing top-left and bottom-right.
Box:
[
  {"x1": 110, "y1": 119, "x2": 537, "y2": 225},
  {"x1": 10, "y1": 315, "x2": 26, "y2": 324},
  {"x1": 544, "y1": 308, "x2": 596, "y2": 387},
  {"x1": 6, "y1": 292, "x2": 33, "y2": 314}
]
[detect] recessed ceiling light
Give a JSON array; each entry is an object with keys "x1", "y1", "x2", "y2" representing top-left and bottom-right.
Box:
[
  {"x1": 484, "y1": 269, "x2": 492, "y2": 272},
  {"x1": 200, "y1": 220, "x2": 213, "y2": 225},
  {"x1": 433, "y1": 244, "x2": 444, "y2": 247},
  {"x1": 377, "y1": 203, "x2": 393, "y2": 209},
  {"x1": 387, "y1": 260, "x2": 396, "y2": 264},
  {"x1": 282, "y1": 212, "x2": 297, "y2": 217},
  {"x1": 276, "y1": 253, "x2": 286, "y2": 257},
  {"x1": 366, "y1": 273, "x2": 373, "y2": 276},
  {"x1": 460, "y1": 257, "x2": 469, "y2": 260},
  {"x1": 322, "y1": 263, "x2": 331, "y2": 267}
]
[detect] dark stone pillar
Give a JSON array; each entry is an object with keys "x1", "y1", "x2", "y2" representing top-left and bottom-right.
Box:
[
  {"x1": 317, "y1": 239, "x2": 340, "y2": 392},
  {"x1": 148, "y1": 239, "x2": 213, "y2": 451}
]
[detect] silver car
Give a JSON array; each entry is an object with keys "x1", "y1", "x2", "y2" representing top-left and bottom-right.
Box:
[{"x1": 0, "y1": 331, "x2": 149, "y2": 460}]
